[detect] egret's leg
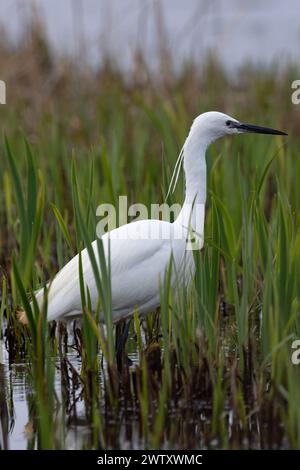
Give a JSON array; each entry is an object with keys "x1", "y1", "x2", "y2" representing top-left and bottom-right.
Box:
[{"x1": 115, "y1": 319, "x2": 131, "y2": 370}]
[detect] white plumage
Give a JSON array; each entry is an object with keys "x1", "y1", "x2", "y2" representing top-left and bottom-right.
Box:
[
  {"x1": 18, "y1": 111, "x2": 286, "y2": 325},
  {"x1": 42, "y1": 220, "x2": 195, "y2": 322}
]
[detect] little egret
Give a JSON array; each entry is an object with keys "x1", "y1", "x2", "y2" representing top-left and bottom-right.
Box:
[{"x1": 18, "y1": 111, "x2": 287, "y2": 326}]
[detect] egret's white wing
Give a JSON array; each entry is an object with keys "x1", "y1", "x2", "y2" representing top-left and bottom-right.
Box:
[{"x1": 38, "y1": 219, "x2": 186, "y2": 322}]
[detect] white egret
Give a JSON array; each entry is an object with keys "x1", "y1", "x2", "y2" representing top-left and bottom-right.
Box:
[{"x1": 18, "y1": 111, "x2": 287, "y2": 326}]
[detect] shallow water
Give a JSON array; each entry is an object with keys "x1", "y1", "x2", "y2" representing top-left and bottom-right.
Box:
[
  {"x1": 0, "y1": 341, "x2": 78, "y2": 449},
  {"x1": 0, "y1": 327, "x2": 290, "y2": 450},
  {"x1": 0, "y1": 337, "x2": 143, "y2": 450}
]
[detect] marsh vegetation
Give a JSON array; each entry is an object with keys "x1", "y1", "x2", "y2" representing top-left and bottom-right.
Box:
[{"x1": 0, "y1": 22, "x2": 300, "y2": 449}]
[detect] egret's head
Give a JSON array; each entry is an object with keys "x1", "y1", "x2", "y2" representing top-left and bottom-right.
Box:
[{"x1": 190, "y1": 111, "x2": 287, "y2": 144}]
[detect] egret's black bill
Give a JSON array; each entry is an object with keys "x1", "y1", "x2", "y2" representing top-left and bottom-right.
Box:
[{"x1": 235, "y1": 122, "x2": 288, "y2": 136}]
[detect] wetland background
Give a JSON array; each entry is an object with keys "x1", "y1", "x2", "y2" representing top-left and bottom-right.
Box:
[{"x1": 1, "y1": 0, "x2": 300, "y2": 450}]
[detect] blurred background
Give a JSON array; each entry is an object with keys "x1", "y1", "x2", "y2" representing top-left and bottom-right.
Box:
[
  {"x1": 0, "y1": 0, "x2": 298, "y2": 143},
  {"x1": 0, "y1": 0, "x2": 299, "y2": 71}
]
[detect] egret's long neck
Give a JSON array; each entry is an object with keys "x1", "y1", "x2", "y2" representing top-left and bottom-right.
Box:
[{"x1": 176, "y1": 127, "x2": 211, "y2": 237}]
